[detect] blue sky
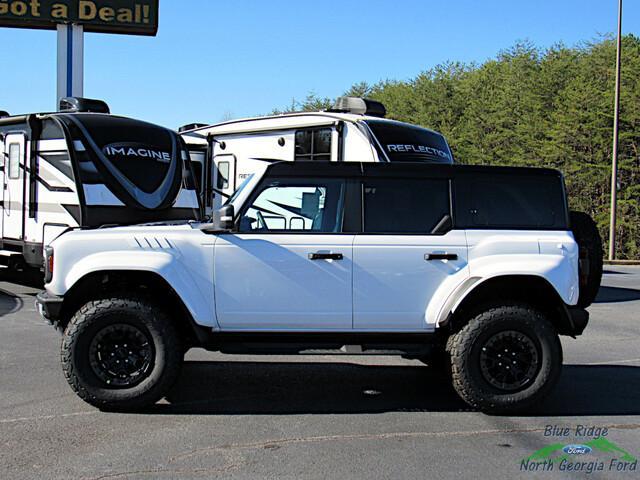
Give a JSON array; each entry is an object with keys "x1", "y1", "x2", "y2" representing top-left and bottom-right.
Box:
[{"x1": 1, "y1": 0, "x2": 638, "y2": 128}]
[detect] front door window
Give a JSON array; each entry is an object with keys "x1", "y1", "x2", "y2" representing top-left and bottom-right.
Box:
[{"x1": 239, "y1": 178, "x2": 345, "y2": 233}]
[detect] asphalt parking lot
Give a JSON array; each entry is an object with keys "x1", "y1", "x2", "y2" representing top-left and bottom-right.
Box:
[{"x1": 1, "y1": 267, "x2": 639, "y2": 479}]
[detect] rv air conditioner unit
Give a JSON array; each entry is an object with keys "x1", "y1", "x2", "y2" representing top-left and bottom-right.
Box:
[
  {"x1": 179, "y1": 123, "x2": 209, "y2": 133},
  {"x1": 330, "y1": 96, "x2": 386, "y2": 118},
  {"x1": 59, "y1": 97, "x2": 110, "y2": 114}
]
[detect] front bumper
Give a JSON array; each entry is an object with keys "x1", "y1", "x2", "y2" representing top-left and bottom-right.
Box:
[
  {"x1": 567, "y1": 306, "x2": 589, "y2": 336},
  {"x1": 36, "y1": 290, "x2": 64, "y2": 322}
]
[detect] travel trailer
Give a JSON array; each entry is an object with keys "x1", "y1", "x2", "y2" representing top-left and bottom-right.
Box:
[
  {"x1": 0, "y1": 97, "x2": 200, "y2": 271},
  {"x1": 180, "y1": 97, "x2": 454, "y2": 214}
]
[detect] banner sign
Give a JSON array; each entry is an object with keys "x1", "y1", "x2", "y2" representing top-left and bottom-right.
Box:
[{"x1": 0, "y1": 0, "x2": 158, "y2": 35}]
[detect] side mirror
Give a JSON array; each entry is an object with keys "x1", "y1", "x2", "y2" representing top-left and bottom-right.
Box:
[
  {"x1": 214, "y1": 204, "x2": 235, "y2": 231},
  {"x1": 201, "y1": 204, "x2": 235, "y2": 234}
]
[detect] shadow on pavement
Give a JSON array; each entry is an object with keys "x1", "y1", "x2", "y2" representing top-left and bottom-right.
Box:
[
  {"x1": 150, "y1": 362, "x2": 639, "y2": 416},
  {"x1": 603, "y1": 270, "x2": 628, "y2": 275},
  {"x1": 529, "y1": 365, "x2": 640, "y2": 416},
  {"x1": 0, "y1": 289, "x2": 22, "y2": 317},
  {"x1": 594, "y1": 286, "x2": 640, "y2": 303},
  {"x1": 158, "y1": 361, "x2": 468, "y2": 414},
  {"x1": 0, "y1": 268, "x2": 44, "y2": 289}
]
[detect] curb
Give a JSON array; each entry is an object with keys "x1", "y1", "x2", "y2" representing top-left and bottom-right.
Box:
[{"x1": 604, "y1": 260, "x2": 640, "y2": 266}]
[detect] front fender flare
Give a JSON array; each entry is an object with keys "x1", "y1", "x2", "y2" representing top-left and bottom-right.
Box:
[{"x1": 60, "y1": 251, "x2": 216, "y2": 329}]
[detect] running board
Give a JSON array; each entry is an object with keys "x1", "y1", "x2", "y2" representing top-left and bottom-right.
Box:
[{"x1": 207, "y1": 332, "x2": 439, "y2": 356}]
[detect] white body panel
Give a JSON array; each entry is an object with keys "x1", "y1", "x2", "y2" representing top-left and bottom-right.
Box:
[
  {"x1": 353, "y1": 231, "x2": 469, "y2": 331},
  {"x1": 214, "y1": 234, "x2": 353, "y2": 330},
  {"x1": 47, "y1": 225, "x2": 217, "y2": 328},
  {"x1": 46, "y1": 225, "x2": 579, "y2": 334},
  {"x1": 463, "y1": 230, "x2": 579, "y2": 305}
]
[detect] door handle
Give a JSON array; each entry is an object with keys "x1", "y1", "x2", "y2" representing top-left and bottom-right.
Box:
[
  {"x1": 425, "y1": 253, "x2": 458, "y2": 261},
  {"x1": 308, "y1": 252, "x2": 343, "y2": 260}
]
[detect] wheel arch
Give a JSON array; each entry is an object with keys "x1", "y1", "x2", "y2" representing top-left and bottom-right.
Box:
[
  {"x1": 57, "y1": 270, "x2": 213, "y2": 347},
  {"x1": 443, "y1": 274, "x2": 578, "y2": 336}
]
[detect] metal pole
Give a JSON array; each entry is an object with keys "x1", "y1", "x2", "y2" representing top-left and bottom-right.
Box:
[
  {"x1": 56, "y1": 24, "x2": 84, "y2": 108},
  {"x1": 608, "y1": 0, "x2": 623, "y2": 260}
]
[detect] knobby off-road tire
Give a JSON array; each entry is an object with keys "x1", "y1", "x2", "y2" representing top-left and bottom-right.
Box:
[
  {"x1": 448, "y1": 304, "x2": 562, "y2": 414},
  {"x1": 570, "y1": 211, "x2": 603, "y2": 308},
  {"x1": 61, "y1": 297, "x2": 183, "y2": 411}
]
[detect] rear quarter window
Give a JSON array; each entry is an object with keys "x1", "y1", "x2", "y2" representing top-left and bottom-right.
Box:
[{"x1": 455, "y1": 174, "x2": 568, "y2": 230}]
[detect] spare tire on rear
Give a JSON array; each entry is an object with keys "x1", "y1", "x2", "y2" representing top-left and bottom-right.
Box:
[{"x1": 570, "y1": 211, "x2": 603, "y2": 307}]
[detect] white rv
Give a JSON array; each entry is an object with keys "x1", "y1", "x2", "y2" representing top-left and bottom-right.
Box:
[
  {"x1": 0, "y1": 97, "x2": 200, "y2": 271},
  {"x1": 180, "y1": 97, "x2": 454, "y2": 214}
]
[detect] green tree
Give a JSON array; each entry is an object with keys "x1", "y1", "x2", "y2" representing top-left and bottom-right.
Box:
[{"x1": 269, "y1": 36, "x2": 640, "y2": 258}]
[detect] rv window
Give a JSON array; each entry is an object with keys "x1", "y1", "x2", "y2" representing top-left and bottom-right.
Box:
[
  {"x1": 363, "y1": 178, "x2": 450, "y2": 234},
  {"x1": 8, "y1": 143, "x2": 21, "y2": 179},
  {"x1": 217, "y1": 161, "x2": 230, "y2": 189},
  {"x1": 366, "y1": 120, "x2": 453, "y2": 164},
  {"x1": 295, "y1": 128, "x2": 332, "y2": 161}
]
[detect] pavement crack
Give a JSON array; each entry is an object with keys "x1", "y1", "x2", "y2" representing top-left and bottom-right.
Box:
[{"x1": 0, "y1": 411, "x2": 98, "y2": 424}]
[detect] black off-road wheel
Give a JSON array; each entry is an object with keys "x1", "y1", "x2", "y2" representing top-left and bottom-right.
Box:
[
  {"x1": 570, "y1": 211, "x2": 603, "y2": 308},
  {"x1": 61, "y1": 297, "x2": 183, "y2": 411},
  {"x1": 448, "y1": 304, "x2": 562, "y2": 414}
]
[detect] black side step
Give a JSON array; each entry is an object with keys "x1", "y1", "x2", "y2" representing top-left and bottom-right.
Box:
[{"x1": 204, "y1": 332, "x2": 440, "y2": 356}]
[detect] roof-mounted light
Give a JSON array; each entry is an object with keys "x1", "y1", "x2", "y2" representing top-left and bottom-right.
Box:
[
  {"x1": 59, "y1": 97, "x2": 110, "y2": 114},
  {"x1": 330, "y1": 96, "x2": 386, "y2": 118}
]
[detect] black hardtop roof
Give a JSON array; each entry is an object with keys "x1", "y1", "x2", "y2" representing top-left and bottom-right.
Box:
[{"x1": 265, "y1": 161, "x2": 563, "y2": 179}]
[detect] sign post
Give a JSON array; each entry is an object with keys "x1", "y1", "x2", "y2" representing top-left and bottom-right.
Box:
[
  {"x1": 57, "y1": 23, "x2": 84, "y2": 102},
  {"x1": 0, "y1": 0, "x2": 159, "y2": 106}
]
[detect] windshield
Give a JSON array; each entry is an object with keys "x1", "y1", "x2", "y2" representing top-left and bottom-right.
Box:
[
  {"x1": 365, "y1": 120, "x2": 453, "y2": 164},
  {"x1": 225, "y1": 174, "x2": 254, "y2": 206}
]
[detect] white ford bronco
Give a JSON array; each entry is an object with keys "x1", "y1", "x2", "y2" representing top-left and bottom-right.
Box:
[{"x1": 36, "y1": 161, "x2": 602, "y2": 413}]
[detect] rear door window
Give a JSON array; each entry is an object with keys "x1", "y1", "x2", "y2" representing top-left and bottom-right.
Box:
[{"x1": 363, "y1": 178, "x2": 451, "y2": 234}]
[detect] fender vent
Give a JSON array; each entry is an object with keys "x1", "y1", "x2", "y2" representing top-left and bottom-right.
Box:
[{"x1": 133, "y1": 237, "x2": 174, "y2": 250}]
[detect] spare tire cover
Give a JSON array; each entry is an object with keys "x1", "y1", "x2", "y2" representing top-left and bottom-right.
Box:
[{"x1": 570, "y1": 211, "x2": 603, "y2": 307}]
